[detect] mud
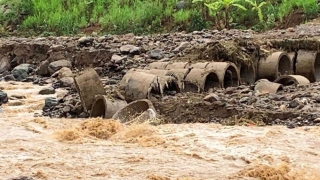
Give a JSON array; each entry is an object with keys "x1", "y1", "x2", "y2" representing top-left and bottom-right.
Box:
[{"x1": 1, "y1": 81, "x2": 320, "y2": 180}]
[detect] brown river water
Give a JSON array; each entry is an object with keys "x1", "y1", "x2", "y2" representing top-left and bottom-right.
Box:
[{"x1": 1, "y1": 81, "x2": 320, "y2": 180}]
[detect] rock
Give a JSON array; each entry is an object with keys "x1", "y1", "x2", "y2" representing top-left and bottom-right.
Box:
[
  {"x1": 120, "y1": 45, "x2": 137, "y2": 54},
  {"x1": 313, "y1": 118, "x2": 320, "y2": 123},
  {"x1": 7, "y1": 100, "x2": 23, "y2": 106},
  {"x1": 48, "y1": 60, "x2": 72, "y2": 75},
  {"x1": 7, "y1": 176, "x2": 34, "y2": 180},
  {"x1": 38, "y1": 60, "x2": 50, "y2": 75},
  {"x1": 59, "y1": 77, "x2": 74, "y2": 87},
  {"x1": 10, "y1": 94, "x2": 26, "y2": 99},
  {"x1": 44, "y1": 97, "x2": 58, "y2": 108},
  {"x1": 129, "y1": 46, "x2": 141, "y2": 55},
  {"x1": 288, "y1": 99, "x2": 299, "y2": 108},
  {"x1": 173, "y1": 42, "x2": 190, "y2": 53},
  {"x1": 239, "y1": 97, "x2": 249, "y2": 103},
  {"x1": 63, "y1": 105, "x2": 72, "y2": 113},
  {"x1": 4, "y1": 74, "x2": 15, "y2": 81},
  {"x1": 111, "y1": 54, "x2": 127, "y2": 64},
  {"x1": 58, "y1": 67, "x2": 73, "y2": 79},
  {"x1": 11, "y1": 64, "x2": 31, "y2": 81},
  {"x1": 203, "y1": 93, "x2": 220, "y2": 102},
  {"x1": 78, "y1": 36, "x2": 94, "y2": 45},
  {"x1": 0, "y1": 56, "x2": 10, "y2": 73},
  {"x1": 39, "y1": 87, "x2": 55, "y2": 95},
  {"x1": 149, "y1": 49, "x2": 163, "y2": 60},
  {"x1": 0, "y1": 92, "x2": 8, "y2": 105}
]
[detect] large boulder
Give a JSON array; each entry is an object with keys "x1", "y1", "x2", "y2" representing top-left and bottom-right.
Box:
[
  {"x1": 11, "y1": 64, "x2": 32, "y2": 81},
  {"x1": 48, "y1": 60, "x2": 72, "y2": 75}
]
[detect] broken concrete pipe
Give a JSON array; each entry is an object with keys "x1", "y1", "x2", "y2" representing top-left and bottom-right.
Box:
[
  {"x1": 145, "y1": 62, "x2": 169, "y2": 69},
  {"x1": 90, "y1": 95, "x2": 127, "y2": 118},
  {"x1": 295, "y1": 50, "x2": 320, "y2": 83},
  {"x1": 254, "y1": 79, "x2": 284, "y2": 94},
  {"x1": 74, "y1": 68, "x2": 106, "y2": 112},
  {"x1": 206, "y1": 62, "x2": 240, "y2": 88},
  {"x1": 184, "y1": 68, "x2": 220, "y2": 92},
  {"x1": 166, "y1": 68, "x2": 192, "y2": 89},
  {"x1": 112, "y1": 99, "x2": 156, "y2": 123},
  {"x1": 239, "y1": 63, "x2": 256, "y2": 85},
  {"x1": 274, "y1": 75, "x2": 310, "y2": 86},
  {"x1": 165, "y1": 62, "x2": 190, "y2": 70},
  {"x1": 258, "y1": 52, "x2": 292, "y2": 81},
  {"x1": 124, "y1": 71, "x2": 180, "y2": 102}
]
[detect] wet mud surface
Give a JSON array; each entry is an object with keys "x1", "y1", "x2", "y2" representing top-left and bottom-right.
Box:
[{"x1": 1, "y1": 82, "x2": 320, "y2": 180}]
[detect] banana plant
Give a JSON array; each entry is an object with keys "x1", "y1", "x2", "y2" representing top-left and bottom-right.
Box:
[
  {"x1": 193, "y1": 0, "x2": 247, "y2": 29},
  {"x1": 245, "y1": 0, "x2": 267, "y2": 23}
]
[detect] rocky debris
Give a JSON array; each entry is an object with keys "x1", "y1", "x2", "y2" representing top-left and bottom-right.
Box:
[
  {"x1": 1, "y1": 23, "x2": 320, "y2": 124},
  {"x1": 0, "y1": 91, "x2": 8, "y2": 105},
  {"x1": 42, "y1": 94, "x2": 86, "y2": 118},
  {"x1": 153, "y1": 83, "x2": 320, "y2": 127},
  {"x1": 48, "y1": 60, "x2": 72, "y2": 75},
  {"x1": 39, "y1": 87, "x2": 55, "y2": 95}
]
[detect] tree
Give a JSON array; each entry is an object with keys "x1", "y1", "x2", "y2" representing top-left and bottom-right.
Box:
[
  {"x1": 193, "y1": 0, "x2": 247, "y2": 29},
  {"x1": 245, "y1": 0, "x2": 267, "y2": 23}
]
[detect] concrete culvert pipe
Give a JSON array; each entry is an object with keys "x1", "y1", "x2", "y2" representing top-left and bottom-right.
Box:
[
  {"x1": 166, "y1": 68, "x2": 192, "y2": 90},
  {"x1": 295, "y1": 50, "x2": 320, "y2": 82},
  {"x1": 74, "y1": 68, "x2": 106, "y2": 112},
  {"x1": 119, "y1": 68, "x2": 169, "y2": 86},
  {"x1": 184, "y1": 68, "x2": 220, "y2": 92},
  {"x1": 206, "y1": 62, "x2": 240, "y2": 88},
  {"x1": 112, "y1": 99, "x2": 156, "y2": 123},
  {"x1": 187, "y1": 62, "x2": 209, "y2": 69},
  {"x1": 274, "y1": 75, "x2": 310, "y2": 86},
  {"x1": 134, "y1": 69, "x2": 169, "y2": 77},
  {"x1": 90, "y1": 95, "x2": 127, "y2": 118},
  {"x1": 258, "y1": 52, "x2": 292, "y2": 81},
  {"x1": 165, "y1": 62, "x2": 189, "y2": 69},
  {"x1": 145, "y1": 62, "x2": 169, "y2": 69},
  {"x1": 254, "y1": 79, "x2": 283, "y2": 94},
  {"x1": 240, "y1": 63, "x2": 256, "y2": 85},
  {"x1": 124, "y1": 71, "x2": 180, "y2": 102}
]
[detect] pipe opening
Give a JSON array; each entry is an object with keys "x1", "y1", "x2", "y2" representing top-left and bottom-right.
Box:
[
  {"x1": 240, "y1": 64, "x2": 255, "y2": 85},
  {"x1": 90, "y1": 99, "x2": 106, "y2": 118},
  {"x1": 275, "y1": 78, "x2": 295, "y2": 86},
  {"x1": 224, "y1": 66, "x2": 238, "y2": 88},
  {"x1": 278, "y1": 55, "x2": 291, "y2": 75},
  {"x1": 150, "y1": 80, "x2": 180, "y2": 96},
  {"x1": 314, "y1": 52, "x2": 320, "y2": 82},
  {"x1": 292, "y1": 51, "x2": 298, "y2": 74},
  {"x1": 204, "y1": 72, "x2": 220, "y2": 91}
]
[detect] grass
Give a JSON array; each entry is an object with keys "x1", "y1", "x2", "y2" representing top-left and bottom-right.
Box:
[{"x1": 0, "y1": 0, "x2": 318, "y2": 36}]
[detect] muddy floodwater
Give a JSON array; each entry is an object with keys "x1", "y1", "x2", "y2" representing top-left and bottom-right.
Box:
[{"x1": 1, "y1": 81, "x2": 320, "y2": 180}]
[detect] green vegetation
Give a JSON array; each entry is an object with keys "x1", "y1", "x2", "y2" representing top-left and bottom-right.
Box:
[{"x1": 0, "y1": 0, "x2": 318, "y2": 36}]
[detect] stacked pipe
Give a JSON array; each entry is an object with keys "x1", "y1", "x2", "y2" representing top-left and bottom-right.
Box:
[{"x1": 73, "y1": 50, "x2": 318, "y2": 120}]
